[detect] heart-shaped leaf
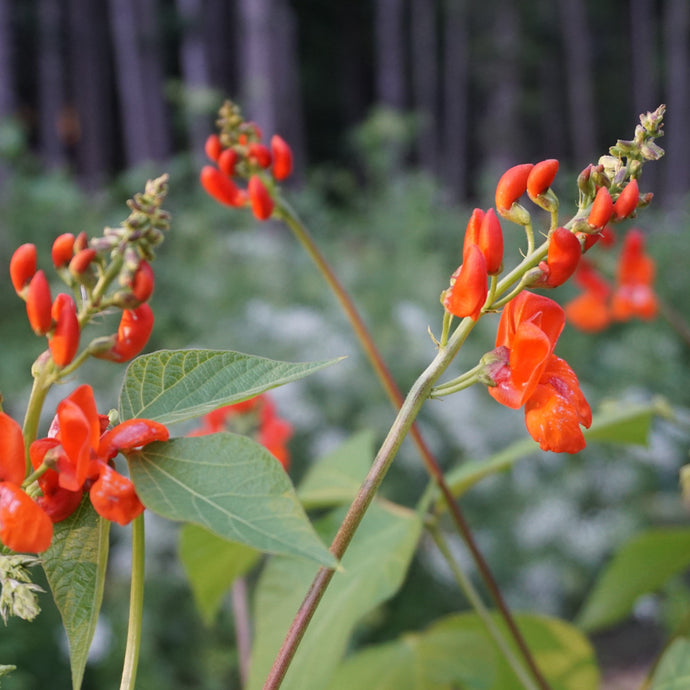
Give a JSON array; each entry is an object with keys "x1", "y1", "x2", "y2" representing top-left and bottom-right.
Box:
[
  {"x1": 128, "y1": 434, "x2": 336, "y2": 567},
  {"x1": 577, "y1": 528, "x2": 690, "y2": 632},
  {"x1": 179, "y1": 524, "x2": 260, "y2": 625},
  {"x1": 119, "y1": 349, "x2": 342, "y2": 425},
  {"x1": 298, "y1": 430, "x2": 375, "y2": 509},
  {"x1": 329, "y1": 612, "x2": 599, "y2": 690},
  {"x1": 247, "y1": 500, "x2": 423, "y2": 690},
  {"x1": 42, "y1": 499, "x2": 110, "y2": 690}
]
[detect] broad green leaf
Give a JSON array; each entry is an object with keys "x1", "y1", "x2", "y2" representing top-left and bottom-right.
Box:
[
  {"x1": 179, "y1": 524, "x2": 259, "y2": 625},
  {"x1": 42, "y1": 499, "x2": 110, "y2": 690},
  {"x1": 442, "y1": 400, "x2": 663, "y2": 503},
  {"x1": 298, "y1": 430, "x2": 375, "y2": 509},
  {"x1": 247, "y1": 500, "x2": 423, "y2": 690},
  {"x1": 327, "y1": 624, "x2": 495, "y2": 690},
  {"x1": 330, "y1": 613, "x2": 598, "y2": 690},
  {"x1": 128, "y1": 434, "x2": 336, "y2": 567},
  {"x1": 577, "y1": 528, "x2": 690, "y2": 632},
  {"x1": 649, "y1": 638, "x2": 690, "y2": 690},
  {"x1": 119, "y1": 349, "x2": 342, "y2": 425}
]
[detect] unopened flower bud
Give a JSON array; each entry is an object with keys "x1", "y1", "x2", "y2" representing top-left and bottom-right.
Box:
[
  {"x1": 51, "y1": 233, "x2": 75, "y2": 268},
  {"x1": 49, "y1": 294, "x2": 80, "y2": 367},
  {"x1": 204, "y1": 134, "x2": 222, "y2": 162},
  {"x1": 26, "y1": 271, "x2": 53, "y2": 335},
  {"x1": 588, "y1": 187, "x2": 613, "y2": 228},
  {"x1": 271, "y1": 135, "x2": 293, "y2": 181},
  {"x1": 495, "y1": 163, "x2": 533, "y2": 215},
  {"x1": 248, "y1": 175, "x2": 274, "y2": 221},
  {"x1": 10, "y1": 244, "x2": 37, "y2": 294}
]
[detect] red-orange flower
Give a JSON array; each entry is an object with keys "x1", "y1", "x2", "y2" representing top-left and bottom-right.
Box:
[
  {"x1": 610, "y1": 229, "x2": 657, "y2": 321},
  {"x1": 10, "y1": 243, "x2": 37, "y2": 294},
  {"x1": 463, "y1": 209, "x2": 503, "y2": 275},
  {"x1": 486, "y1": 291, "x2": 590, "y2": 453},
  {"x1": 565, "y1": 260, "x2": 612, "y2": 332},
  {"x1": 32, "y1": 385, "x2": 169, "y2": 525},
  {"x1": 535, "y1": 227, "x2": 581, "y2": 288},
  {"x1": 495, "y1": 163, "x2": 533, "y2": 214},
  {"x1": 49, "y1": 294, "x2": 80, "y2": 367},
  {"x1": 488, "y1": 291, "x2": 564, "y2": 409},
  {"x1": 96, "y1": 304, "x2": 154, "y2": 363},
  {"x1": 588, "y1": 187, "x2": 613, "y2": 228},
  {"x1": 443, "y1": 244, "x2": 488, "y2": 321},
  {"x1": 188, "y1": 394, "x2": 292, "y2": 470}
]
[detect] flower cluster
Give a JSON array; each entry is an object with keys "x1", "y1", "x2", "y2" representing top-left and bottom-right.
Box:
[
  {"x1": 10, "y1": 176, "x2": 169, "y2": 370},
  {"x1": 200, "y1": 101, "x2": 293, "y2": 221},
  {"x1": 566, "y1": 228, "x2": 657, "y2": 331},
  {"x1": 189, "y1": 394, "x2": 293, "y2": 470},
  {"x1": 439, "y1": 107, "x2": 664, "y2": 453},
  {"x1": 0, "y1": 385, "x2": 168, "y2": 553}
]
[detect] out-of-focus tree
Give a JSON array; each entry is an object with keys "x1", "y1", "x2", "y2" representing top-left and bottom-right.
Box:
[
  {"x1": 375, "y1": 0, "x2": 406, "y2": 109},
  {"x1": 67, "y1": 0, "x2": 113, "y2": 188},
  {"x1": 662, "y1": 0, "x2": 690, "y2": 205},
  {"x1": 442, "y1": 0, "x2": 469, "y2": 200},
  {"x1": 38, "y1": 0, "x2": 67, "y2": 170},
  {"x1": 557, "y1": 0, "x2": 597, "y2": 162},
  {"x1": 109, "y1": 0, "x2": 170, "y2": 168},
  {"x1": 411, "y1": 0, "x2": 438, "y2": 174}
]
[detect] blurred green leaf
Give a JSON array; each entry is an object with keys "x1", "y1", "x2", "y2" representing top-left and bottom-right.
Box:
[
  {"x1": 577, "y1": 528, "x2": 690, "y2": 632},
  {"x1": 329, "y1": 612, "x2": 598, "y2": 690},
  {"x1": 298, "y1": 430, "x2": 375, "y2": 509},
  {"x1": 247, "y1": 500, "x2": 423, "y2": 690},
  {"x1": 649, "y1": 638, "x2": 690, "y2": 689},
  {"x1": 179, "y1": 524, "x2": 260, "y2": 625},
  {"x1": 128, "y1": 434, "x2": 336, "y2": 567},
  {"x1": 119, "y1": 349, "x2": 342, "y2": 425},
  {"x1": 442, "y1": 400, "x2": 663, "y2": 503},
  {"x1": 42, "y1": 500, "x2": 110, "y2": 690}
]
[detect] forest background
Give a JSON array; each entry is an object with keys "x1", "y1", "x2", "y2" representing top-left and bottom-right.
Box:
[{"x1": 0, "y1": 1, "x2": 690, "y2": 688}]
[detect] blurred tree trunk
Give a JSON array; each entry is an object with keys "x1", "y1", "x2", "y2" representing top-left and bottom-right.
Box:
[
  {"x1": 38, "y1": 0, "x2": 67, "y2": 169},
  {"x1": 442, "y1": 0, "x2": 468, "y2": 200},
  {"x1": 481, "y1": 0, "x2": 521, "y2": 173},
  {"x1": 662, "y1": 0, "x2": 690, "y2": 205},
  {"x1": 557, "y1": 0, "x2": 597, "y2": 161},
  {"x1": 375, "y1": 0, "x2": 406, "y2": 109},
  {"x1": 67, "y1": 0, "x2": 113, "y2": 187},
  {"x1": 237, "y1": 0, "x2": 276, "y2": 138},
  {"x1": 109, "y1": 0, "x2": 156, "y2": 166},
  {"x1": 630, "y1": 0, "x2": 658, "y2": 191},
  {"x1": 411, "y1": 0, "x2": 438, "y2": 173},
  {"x1": 0, "y1": 0, "x2": 14, "y2": 190},
  {"x1": 176, "y1": 0, "x2": 213, "y2": 163},
  {"x1": 204, "y1": 0, "x2": 235, "y2": 93},
  {"x1": 272, "y1": 0, "x2": 305, "y2": 182},
  {"x1": 139, "y1": 0, "x2": 170, "y2": 161}
]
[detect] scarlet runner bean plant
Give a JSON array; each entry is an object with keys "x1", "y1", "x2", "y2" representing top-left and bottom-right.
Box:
[{"x1": 0, "y1": 104, "x2": 682, "y2": 690}]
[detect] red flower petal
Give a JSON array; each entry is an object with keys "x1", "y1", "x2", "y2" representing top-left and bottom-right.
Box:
[
  {"x1": 443, "y1": 244, "x2": 488, "y2": 321},
  {"x1": 89, "y1": 465, "x2": 145, "y2": 525},
  {"x1": 0, "y1": 482, "x2": 53, "y2": 552},
  {"x1": 524, "y1": 355, "x2": 591, "y2": 453},
  {"x1": 0, "y1": 413, "x2": 27, "y2": 486},
  {"x1": 98, "y1": 419, "x2": 169, "y2": 459}
]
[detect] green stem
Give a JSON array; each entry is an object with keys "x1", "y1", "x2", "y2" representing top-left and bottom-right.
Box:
[
  {"x1": 428, "y1": 524, "x2": 540, "y2": 690},
  {"x1": 120, "y1": 514, "x2": 145, "y2": 690},
  {"x1": 21, "y1": 358, "x2": 56, "y2": 474},
  {"x1": 430, "y1": 363, "x2": 482, "y2": 397},
  {"x1": 263, "y1": 318, "x2": 477, "y2": 689},
  {"x1": 272, "y1": 196, "x2": 551, "y2": 690}
]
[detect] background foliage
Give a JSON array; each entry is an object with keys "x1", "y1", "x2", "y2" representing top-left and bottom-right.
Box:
[{"x1": 1, "y1": 1, "x2": 690, "y2": 688}]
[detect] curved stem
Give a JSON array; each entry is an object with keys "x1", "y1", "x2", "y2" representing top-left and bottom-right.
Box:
[
  {"x1": 428, "y1": 524, "x2": 539, "y2": 690},
  {"x1": 263, "y1": 317, "x2": 477, "y2": 690},
  {"x1": 273, "y1": 197, "x2": 550, "y2": 690},
  {"x1": 120, "y1": 514, "x2": 145, "y2": 690}
]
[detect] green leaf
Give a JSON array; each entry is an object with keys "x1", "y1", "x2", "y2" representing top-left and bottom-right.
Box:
[
  {"x1": 247, "y1": 500, "x2": 423, "y2": 690},
  {"x1": 329, "y1": 613, "x2": 599, "y2": 690},
  {"x1": 442, "y1": 400, "x2": 663, "y2": 503},
  {"x1": 42, "y1": 499, "x2": 110, "y2": 690},
  {"x1": 128, "y1": 434, "x2": 336, "y2": 567},
  {"x1": 649, "y1": 638, "x2": 690, "y2": 689},
  {"x1": 179, "y1": 524, "x2": 260, "y2": 625},
  {"x1": 298, "y1": 430, "x2": 375, "y2": 509},
  {"x1": 118, "y1": 348, "x2": 342, "y2": 425},
  {"x1": 577, "y1": 528, "x2": 690, "y2": 632},
  {"x1": 327, "y1": 623, "x2": 495, "y2": 690}
]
